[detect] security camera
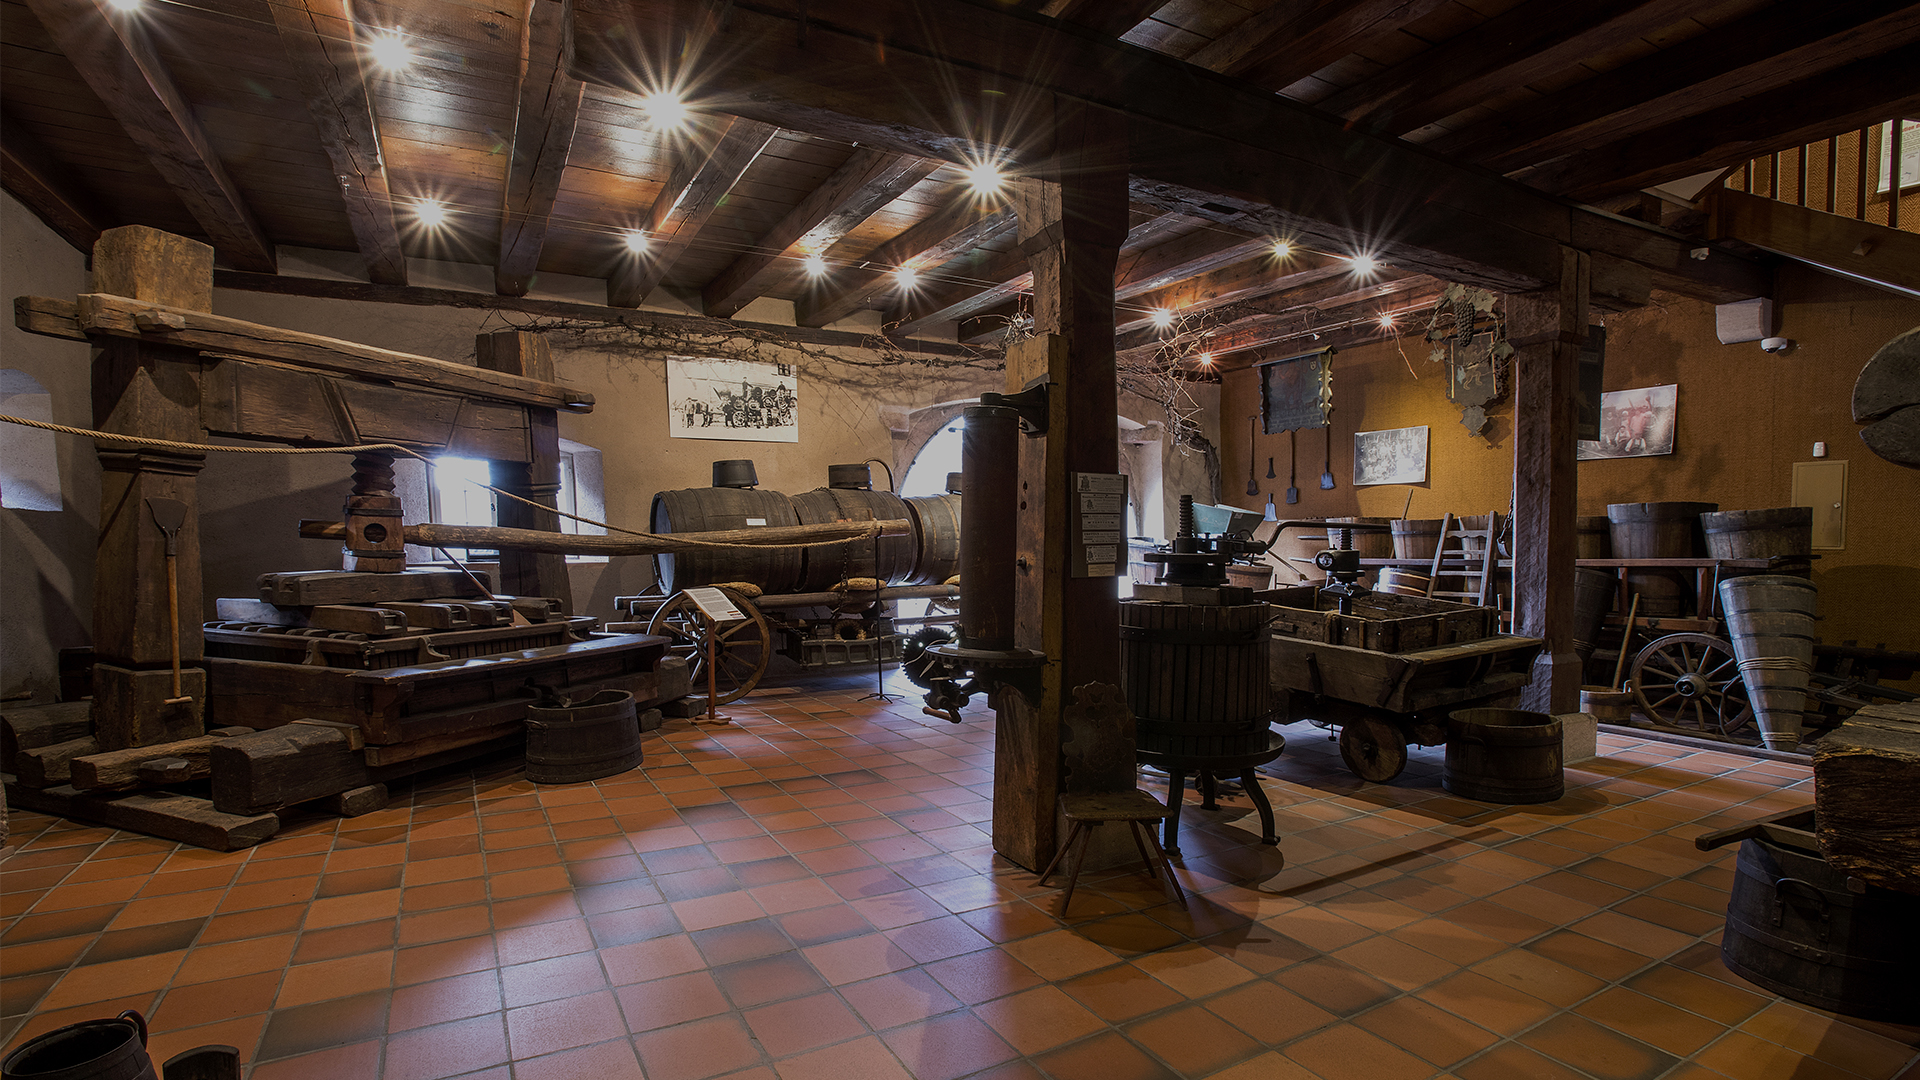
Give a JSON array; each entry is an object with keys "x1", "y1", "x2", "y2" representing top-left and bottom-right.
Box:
[{"x1": 1760, "y1": 337, "x2": 1793, "y2": 354}]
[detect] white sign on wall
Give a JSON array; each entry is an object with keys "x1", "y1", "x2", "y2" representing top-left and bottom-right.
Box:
[{"x1": 667, "y1": 357, "x2": 799, "y2": 443}]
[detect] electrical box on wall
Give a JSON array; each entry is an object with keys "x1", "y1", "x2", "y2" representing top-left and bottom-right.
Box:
[
  {"x1": 1792, "y1": 460, "x2": 1848, "y2": 549},
  {"x1": 1715, "y1": 298, "x2": 1774, "y2": 344}
]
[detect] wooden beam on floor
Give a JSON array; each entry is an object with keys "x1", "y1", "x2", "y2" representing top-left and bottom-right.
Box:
[
  {"x1": 704, "y1": 149, "x2": 939, "y2": 319},
  {"x1": 497, "y1": 0, "x2": 584, "y2": 297},
  {"x1": 609, "y1": 116, "x2": 778, "y2": 308},
  {"x1": 26, "y1": 0, "x2": 276, "y2": 273}
]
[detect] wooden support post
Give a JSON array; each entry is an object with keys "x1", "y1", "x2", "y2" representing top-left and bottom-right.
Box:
[
  {"x1": 88, "y1": 227, "x2": 213, "y2": 749},
  {"x1": 476, "y1": 329, "x2": 573, "y2": 613},
  {"x1": 1509, "y1": 247, "x2": 1589, "y2": 714},
  {"x1": 992, "y1": 98, "x2": 1128, "y2": 871}
]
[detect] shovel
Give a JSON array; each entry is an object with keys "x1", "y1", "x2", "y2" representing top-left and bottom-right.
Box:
[
  {"x1": 146, "y1": 497, "x2": 192, "y2": 704},
  {"x1": 1320, "y1": 425, "x2": 1336, "y2": 490},
  {"x1": 1245, "y1": 416, "x2": 1259, "y2": 497},
  {"x1": 1285, "y1": 431, "x2": 1299, "y2": 504}
]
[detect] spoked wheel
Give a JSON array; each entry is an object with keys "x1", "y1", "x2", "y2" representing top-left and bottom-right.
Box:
[
  {"x1": 646, "y1": 588, "x2": 772, "y2": 705},
  {"x1": 1338, "y1": 715, "x2": 1409, "y2": 782},
  {"x1": 1630, "y1": 632, "x2": 1753, "y2": 734}
]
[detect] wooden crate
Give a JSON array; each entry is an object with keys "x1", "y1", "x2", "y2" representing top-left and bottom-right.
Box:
[{"x1": 1265, "y1": 586, "x2": 1494, "y2": 653}]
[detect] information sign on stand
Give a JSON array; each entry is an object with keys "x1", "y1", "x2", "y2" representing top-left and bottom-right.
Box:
[
  {"x1": 1070, "y1": 473, "x2": 1127, "y2": 578},
  {"x1": 685, "y1": 587, "x2": 745, "y2": 624},
  {"x1": 682, "y1": 587, "x2": 743, "y2": 724}
]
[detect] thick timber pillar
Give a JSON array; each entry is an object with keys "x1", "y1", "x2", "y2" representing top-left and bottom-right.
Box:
[
  {"x1": 88, "y1": 227, "x2": 212, "y2": 748},
  {"x1": 992, "y1": 99, "x2": 1129, "y2": 871},
  {"x1": 1510, "y1": 248, "x2": 1589, "y2": 715},
  {"x1": 476, "y1": 329, "x2": 574, "y2": 613}
]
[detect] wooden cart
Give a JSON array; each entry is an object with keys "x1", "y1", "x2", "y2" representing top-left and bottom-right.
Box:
[{"x1": 1263, "y1": 585, "x2": 1542, "y2": 781}]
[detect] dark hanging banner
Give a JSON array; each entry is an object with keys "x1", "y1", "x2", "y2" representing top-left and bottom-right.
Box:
[
  {"x1": 1576, "y1": 325, "x2": 1606, "y2": 442},
  {"x1": 1259, "y1": 349, "x2": 1333, "y2": 434}
]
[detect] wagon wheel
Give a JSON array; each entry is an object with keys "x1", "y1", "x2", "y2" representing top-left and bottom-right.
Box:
[
  {"x1": 1630, "y1": 632, "x2": 1753, "y2": 735},
  {"x1": 1339, "y1": 715, "x2": 1409, "y2": 782},
  {"x1": 647, "y1": 588, "x2": 772, "y2": 705}
]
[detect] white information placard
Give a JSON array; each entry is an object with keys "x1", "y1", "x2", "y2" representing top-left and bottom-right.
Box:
[{"x1": 685, "y1": 587, "x2": 745, "y2": 623}]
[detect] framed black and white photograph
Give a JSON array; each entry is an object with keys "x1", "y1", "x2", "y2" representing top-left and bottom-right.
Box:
[
  {"x1": 667, "y1": 357, "x2": 799, "y2": 442},
  {"x1": 1353, "y1": 425, "x2": 1428, "y2": 486},
  {"x1": 1578, "y1": 383, "x2": 1677, "y2": 460}
]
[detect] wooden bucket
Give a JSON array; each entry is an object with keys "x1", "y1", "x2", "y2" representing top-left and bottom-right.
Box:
[
  {"x1": 1390, "y1": 518, "x2": 1444, "y2": 560},
  {"x1": 1579, "y1": 686, "x2": 1634, "y2": 726},
  {"x1": 901, "y1": 494, "x2": 961, "y2": 585},
  {"x1": 1119, "y1": 601, "x2": 1271, "y2": 759},
  {"x1": 1443, "y1": 708, "x2": 1564, "y2": 804},
  {"x1": 790, "y1": 487, "x2": 916, "y2": 591},
  {"x1": 0, "y1": 1009, "x2": 157, "y2": 1080},
  {"x1": 1576, "y1": 515, "x2": 1612, "y2": 560},
  {"x1": 1570, "y1": 567, "x2": 1617, "y2": 661},
  {"x1": 1718, "y1": 574, "x2": 1817, "y2": 750},
  {"x1": 1375, "y1": 568, "x2": 1432, "y2": 597},
  {"x1": 1723, "y1": 833, "x2": 1920, "y2": 1024},
  {"x1": 1223, "y1": 563, "x2": 1274, "y2": 590},
  {"x1": 1326, "y1": 517, "x2": 1394, "y2": 559},
  {"x1": 1607, "y1": 501, "x2": 1718, "y2": 615},
  {"x1": 1702, "y1": 507, "x2": 1813, "y2": 560},
  {"x1": 525, "y1": 690, "x2": 643, "y2": 784},
  {"x1": 651, "y1": 487, "x2": 803, "y2": 593}
]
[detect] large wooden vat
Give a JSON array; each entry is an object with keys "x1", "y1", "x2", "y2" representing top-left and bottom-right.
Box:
[
  {"x1": 1701, "y1": 507, "x2": 1813, "y2": 560},
  {"x1": 1390, "y1": 518, "x2": 1444, "y2": 560},
  {"x1": 790, "y1": 487, "x2": 916, "y2": 590},
  {"x1": 1120, "y1": 601, "x2": 1271, "y2": 759},
  {"x1": 1607, "y1": 501, "x2": 1717, "y2": 615},
  {"x1": 1326, "y1": 516, "x2": 1394, "y2": 559},
  {"x1": 901, "y1": 494, "x2": 962, "y2": 585},
  {"x1": 650, "y1": 487, "x2": 804, "y2": 593}
]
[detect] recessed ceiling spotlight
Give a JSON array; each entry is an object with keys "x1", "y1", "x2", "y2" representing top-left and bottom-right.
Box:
[
  {"x1": 1198, "y1": 352, "x2": 1214, "y2": 365},
  {"x1": 368, "y1": 30, "x2": 415, "y2": 72},
  {"x1": 641, "y1": 90, "x2": 691, "y2": 132},
  {"x1": 1151, "y1": 308, "x2": 1175, "y2": 329},
  {"x1": 1271, "y1": 240, "x2": 1292, "y2": 258},
  {"x1": 1378, "y1": 313, "x2": 1396, "y2": 328},
  {"x1": 623, "y1": 230, "x2": 650, "y2": 254},
  {"x1": 413, "y1": 198, "x2": 449, "y2": 228},
  {"x1": 962, "y1": 159, "x2": 1006, "y2": 196},
  {"x1": 104, "y1": 0, "x2": 142, "y2": 11},
  {"x1": 894, "y1": 266, "x2": 919, "y2": 288},
  {"x1": 802, "y1": 254, "x2": 828, "y2": 277},
  {"x1": 1350, "y1": 254, "x2": 1378, "y2": 275}
]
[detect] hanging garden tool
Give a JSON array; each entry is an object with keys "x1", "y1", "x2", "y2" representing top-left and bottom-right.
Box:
[
  {"x1": 1246, "y1": 416, "x2": 1260, "y2": 497},
  {"x1": 146, "y1": 497, "x2": 193, "y2": 704},
  {"x1": 1320, "y1": 424, "x2": 1336, "y2": 489},
  {"x1": 1266, "y1": 456, "x2": 1275, "y2": 479},
  {"x1": 1285, "y1": 431, "x2": 1299, "y2": 504}
]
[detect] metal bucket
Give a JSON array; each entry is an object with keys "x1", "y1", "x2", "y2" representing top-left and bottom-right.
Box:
[
  {"x1": 1724, "y1": 833, "x2": 1920, "y2": 1024},
  {"x1": 1719, "y1": 574, "x2": 1818, "y2": 750},
  {"x1": 1444, "y1": 708, "x2": 1564, "y2": 804},
  {"x1": 2, "y1": 1010, "x2": 156, "y2": 1080},
  {"x1": 525, "y1": 690, "x2": 642, "y2": 784}
]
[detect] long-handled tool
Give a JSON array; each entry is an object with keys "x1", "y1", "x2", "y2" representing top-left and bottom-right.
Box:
[
  {"x1": 146, "y1": 497, "x2": 192, "y2": 704},
  {"x1": 1320, "y1": 424, "x2": 1336, "y2": 489},
  {"x1": 1266, "y1": 456, "x2": 1275, "y2": 479},
  {"x1": 1246, "y1": 416, "x2": 1260, "y2": 497},
  {"x1": 1286, "y1": 431, "x2": 1299, "y2": 504},
  {"x1": 1610, "y1": 592, "x2": 1641, "y2": 692}
]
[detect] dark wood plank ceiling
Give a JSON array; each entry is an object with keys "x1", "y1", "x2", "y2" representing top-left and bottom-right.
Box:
[{"x1": 4, "y1": 0, "x2": 1914, "y2": 365}]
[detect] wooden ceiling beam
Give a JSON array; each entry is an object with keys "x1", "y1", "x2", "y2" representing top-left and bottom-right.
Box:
[
  {"x1": 609, "y1": 115, "x2": 778, "y2": 308},
  {"x1": 1112, "y1": 251, "x2": 1351, "y2": 335},
  {"x1": 703, "y1": 149, "x2": 939, "y2": 319},
  {"x1": 1434, "y1": 0, "x2": 1920, "y2": 175},
  {"x1": 1, "y1": 111, "x2": 110, "y2": 253},
  {"x1": 497, "y1": 0, "x2": 585, "y2": 297},
  {"x1": 1315, "y1": 0, "x2": 1701, "y2": 136},
  {"x1": 1195, "y1": 0, "x2": 1451, "y2": 84},
  {"x1": 27, "y1": 0, "x2": 276, "y2": 273},
  {"x1": 569, "y1": 0, "x2": 1770, "y2": 304},
  {"x1": 269, "y1": 0, "x2": 407, "y2": 285},
  {"x1": 1037, "y1": 0, "x2": 1168, "y2": 38},
  {"x1": 794, "y1": 199, "x2": 1015, "y2": 328},
  {"x1": 1526, "y1": 45, "x2": 1920, "y2": 203},
  {"x1": 1115, "y1": 268, "x2": 1429, "y2": 356}
]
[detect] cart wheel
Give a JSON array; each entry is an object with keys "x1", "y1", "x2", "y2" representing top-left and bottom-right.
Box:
[
  {"x1": 647, "y1": 588, "x2": 772, "y2": 705},
  {"x1": 1339, "y1": 716, "x2": 1408, "y2": 782},
  {"x1": 1630, "y1": 632, "x2": 1753, "y2": 735}
]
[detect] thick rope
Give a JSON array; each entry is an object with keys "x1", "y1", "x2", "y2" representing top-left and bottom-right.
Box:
[
  {"x1": 1737, "y1": 656, "x2": 1810, "y2": 673},
  {"x1": 0, "y1": 413, "x2": 880, "y2": 552}
]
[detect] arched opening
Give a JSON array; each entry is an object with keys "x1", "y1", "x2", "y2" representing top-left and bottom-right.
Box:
[{"x1": 1, "y1": 370, "x2": 61, "y2": 511}]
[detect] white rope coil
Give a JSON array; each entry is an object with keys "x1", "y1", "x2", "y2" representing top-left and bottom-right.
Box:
[{"x1": 1737, "y1": 655, "x2": 1810, "y2": 673}]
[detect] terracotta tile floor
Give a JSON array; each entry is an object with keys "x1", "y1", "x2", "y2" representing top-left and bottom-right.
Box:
[{"x1": 4, "y1": 672, "x2": 1917, "y2": 1080}]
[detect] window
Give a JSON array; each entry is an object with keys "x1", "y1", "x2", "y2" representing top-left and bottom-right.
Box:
[
  {"x1": 1, "y1": 370, "x2": 60, "y2": 512},
  {"x1": 555, "y1": 440, "x2": 607, "y2": 563},
  {"x1": 422, "y1": 444, "x2": 606, "y2": 564}
]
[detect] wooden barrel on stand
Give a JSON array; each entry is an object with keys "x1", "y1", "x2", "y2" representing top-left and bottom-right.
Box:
[
  {"x1": 1702, "y1": 507, "x2": 1813, "y2": 561},
  {"x1": 1443, "y1": 708, "x2": 1564, "y2": 804},
  {"x1": 901, "y1": 494, "x2": 961, "y2": 585},
  {"x1": 1119, "y1": 601, "x2": 1271, "y2": 758},
  {"x1": 1719, "y1": 574, "x2": 1818, "y2": 750},
  {"x1": 1390, "y1": 518, "x2": 1444, "y2": 560},
  {"x1": 790, "y1": 486, "x2": 916, "y2": 591},
  {"x1": 651, "y1": 486, "x2": 803, "y2": 593},
  {"x1": 1607, "y1": 501, "x2": 1717, "y2": 615}
]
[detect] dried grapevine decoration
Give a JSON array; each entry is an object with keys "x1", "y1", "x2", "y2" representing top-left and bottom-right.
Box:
[{"x1": 1423, "y1": 284, "x2": 1512, "y2": 437}]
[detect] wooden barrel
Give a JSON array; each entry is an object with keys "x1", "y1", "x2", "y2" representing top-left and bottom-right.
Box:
[
  {"x1": 1607, "y1": 501, "x2": 1718, "y2": 615},
  {"x1": 1570, "y1": 566, "x2": 1617, "y2": 661},
  {"x1": 1576, "y1": 515, "x2": 1612, "y2": 560},
  {"x1": 1443, "y1": 708, "x2": 1564, "y2": 804},
  {"x1": 1119, "y1": 601, "x2": 1271, "y2": 759},
  {"x1": 901, "y1": 493, "x2": 961, "y2": 585},
  {"x1": 1719, "y1": 574, "x2": 1818, "y2": 750},
  {"x1": 1390, "y1": 518, "x2": 1444, "y2": 560},
  {"x1": 651, "y1": 487, "x2": 804, "y2": 593},
  {"x1": 790, "y1": 487, "x2": 916, "y2": 591},
  {"x1": 1723, "y1": 833, "x2": 1920, "y2": 1024},
  {"x1": 524, "y1": 691, "x2": 643, "y2": 784},
  {"x1": 1376, "y1": 568, "x2": 1431, "y2": 597},
  {"x1": 1326, "y1": 516, "x2": 1394, "y2": 559},
  {"x1": 1702, "y1": 507, "x2": 1813, "y2": 560}
]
